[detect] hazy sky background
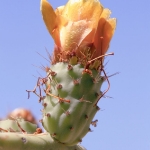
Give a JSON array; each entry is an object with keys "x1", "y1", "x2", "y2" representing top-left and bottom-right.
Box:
[{"x1": 0, "y1": 0, "x2": 150, "y2": 150}]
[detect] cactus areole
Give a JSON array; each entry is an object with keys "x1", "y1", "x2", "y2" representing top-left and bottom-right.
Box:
[{"x1": 35, "y1": 0, "x2": 116, "y2": 146}]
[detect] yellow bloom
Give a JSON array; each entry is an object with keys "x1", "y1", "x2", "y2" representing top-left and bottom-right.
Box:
[{"x1": 40, "y1": 0, "x2": 116, "y2": 66}]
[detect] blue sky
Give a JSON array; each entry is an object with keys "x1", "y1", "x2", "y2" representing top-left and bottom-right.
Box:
[{"x1": 0, "y1": 0, "x2": 150, "y2": 150}]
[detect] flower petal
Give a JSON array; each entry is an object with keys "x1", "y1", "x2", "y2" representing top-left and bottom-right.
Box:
[
  {"x1": 40, "y1": 0, "x2": 67, "y2": 47},
  {"x1": 93, "y1": 9, "x2": 116, "y2": 57},
  {"x1": 102, "y1": 18, "x2": 116, "y2": 54},
  {"x1": 55, "y1": 6, "x2": 65, "y2": 15},
  {"x1": 40, "y1": 0, "x2": 57, "y2": 37},
  {"x1": 59, "y1": 20, "x2": 92, "y2": 51},
  {"x1": 62, "y1": 0, "x2": 103, "y2": 27}
]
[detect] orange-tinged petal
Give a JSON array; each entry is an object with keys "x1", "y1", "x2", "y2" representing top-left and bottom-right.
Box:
[
  {"x1": 55, "y1": 6, "x2": 65, "y2": 15},
  {"x1": 59, "y1": 20, "x2": 92, "y2": 51},
  {"x1": 100, "y1": 8, "x2": 111, "y2": 19},
  {"x1": 102, "y1": 18, "x2": 116, "y2": 54},
  {"x1": 40, "y1": 0, "x2": 67, "y2": 47},
  {"x1": 93, "y1": 9, "x2": 116, "y2": 57},
  {"x1": 40, "y1": 0, "x2": 57, "y2": 37},
  {"x1": 62, "y1": 0, "x2": 103, "y2": 28}
]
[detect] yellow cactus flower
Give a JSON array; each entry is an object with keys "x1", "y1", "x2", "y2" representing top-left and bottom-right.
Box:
[{"x1": 40, "y1": 0, "x2": 116, "y2": 67}]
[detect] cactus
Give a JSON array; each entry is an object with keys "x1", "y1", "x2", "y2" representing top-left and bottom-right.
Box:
[
  {"x1": 0, "y1": 133, "x2": 85, "y2": 150},
  {"x1": 0, "y1": 119, "x2": 37, "y2": 133},
  {"x1": 0, "y1": 116, "x2": 86, "y2": 150},
  {"x1": 38, "y1": 0, "x2": 116, "y2": 146},
  {"x1": 42, "y1": 62, "x2": 103, "y2": 146},
  {"x1": 0, "y1": 0, "x2": 116, "y2": 149}
]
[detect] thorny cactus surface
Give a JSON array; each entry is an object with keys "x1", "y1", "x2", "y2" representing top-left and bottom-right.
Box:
[{"x1": 0, "y1": 0, "x2": 116, "y2": 149}]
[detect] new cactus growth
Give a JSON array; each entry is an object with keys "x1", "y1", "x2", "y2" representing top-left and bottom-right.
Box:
[{"x1": 0, "y1": 0, "x2": 116, "y2": 149}]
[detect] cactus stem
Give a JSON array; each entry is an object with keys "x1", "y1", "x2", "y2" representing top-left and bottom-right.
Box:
[{"x1": 0, "y1": 132, "x2": 86, "y2": 150}]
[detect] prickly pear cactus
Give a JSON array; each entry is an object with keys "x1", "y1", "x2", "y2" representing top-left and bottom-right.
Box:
[
  {"x1": 0, "y1": 0, "x2": 116, "y2": 149},
  {"x1": 32, "y1": 0, "x2": 117, "y2": 146}
]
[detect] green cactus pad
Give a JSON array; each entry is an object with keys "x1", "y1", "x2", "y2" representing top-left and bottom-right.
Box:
[
  {"x1": 0, "y1": 132, "x2": 86, "y2": 150},
  {"x1": 0, "y1": 119, "x2": 37, "y2": 133},
  {"x1": 42, "y1": 62, "x2": 104, "y2": 146}
]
